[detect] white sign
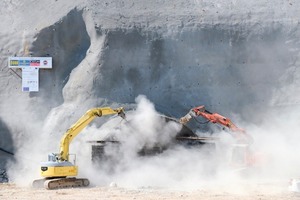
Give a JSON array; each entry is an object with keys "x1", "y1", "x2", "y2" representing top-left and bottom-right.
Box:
[
  {"x1": 8, "y1": 57, "x2": 52, "y2": 69},
  {"x1": 22, "y1": 67, "x2": 39, "y2": 92}
]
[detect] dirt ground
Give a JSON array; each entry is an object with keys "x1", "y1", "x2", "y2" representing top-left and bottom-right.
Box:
[{"x1": 1, "y1": 181, "x2": 299, "y2": 200}]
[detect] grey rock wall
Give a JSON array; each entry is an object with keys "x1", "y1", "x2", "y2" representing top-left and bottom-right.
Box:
[{"x1": 0, "y1": 0, "x2": 300, "y2": 177}]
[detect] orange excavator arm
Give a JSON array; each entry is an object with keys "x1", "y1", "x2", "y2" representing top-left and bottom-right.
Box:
[{"x1": 180, "y1": 105, "x2": 252, "y2": 143}]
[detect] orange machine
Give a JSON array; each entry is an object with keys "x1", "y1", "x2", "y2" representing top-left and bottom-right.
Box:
[
  {"x1": 180, "y1": 105, "x2": 252, "y2": 144},
  {"x1": 180, "y1": 105, "x2": 260, "y2": 170}
]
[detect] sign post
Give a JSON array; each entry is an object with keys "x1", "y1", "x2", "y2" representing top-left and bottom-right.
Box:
[{"x1": 8, "y1": 57, "x2": 52, "y2": 92}]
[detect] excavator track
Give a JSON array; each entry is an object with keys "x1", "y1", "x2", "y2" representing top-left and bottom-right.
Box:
[
  {"x1": 44, "y1": 177, "x2": 90, "y2": 189},
  {"x1": 33, "y1": 177, "x2": 89, "y2": 189}
]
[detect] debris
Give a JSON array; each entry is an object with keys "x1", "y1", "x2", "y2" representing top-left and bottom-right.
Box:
[
  {"x1": 0, "y1": 169, "x2": 8, "y2": 183},
  {"x1": 289, "y1": 179, "x2": 300, "y2": 193},
  {"x1": 110, "y1": 182, "x2": 117, "y2": 187}
]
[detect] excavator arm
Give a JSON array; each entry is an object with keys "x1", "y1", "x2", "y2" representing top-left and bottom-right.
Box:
[
  {"x1": 180, "y1": 105, "x2": 252, "y2": 143},
  {"x1": 59, "y1": 107, "x2": 125, "y2": 161}
]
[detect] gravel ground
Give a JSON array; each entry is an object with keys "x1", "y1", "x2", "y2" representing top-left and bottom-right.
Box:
[{"x1": 1, "y1": 181, "x2": 300, "y2": 200}]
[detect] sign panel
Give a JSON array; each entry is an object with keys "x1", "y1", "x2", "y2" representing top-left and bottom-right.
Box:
[
  {"x1": 8, "y1": 57, "x2": 52, "y2": 69},
  {"x1": 22, "y1": 67, "x2": 39, "y2": 92}
]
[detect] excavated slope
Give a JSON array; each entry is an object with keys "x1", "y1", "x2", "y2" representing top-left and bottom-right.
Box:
[{"x1": 0, "y1": 0, "x2": 300, "y2": 178}]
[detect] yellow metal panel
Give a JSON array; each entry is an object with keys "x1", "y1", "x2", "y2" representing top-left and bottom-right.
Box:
[{"x1": 40, "y1": 166, "x2": 78, "y2": 177}]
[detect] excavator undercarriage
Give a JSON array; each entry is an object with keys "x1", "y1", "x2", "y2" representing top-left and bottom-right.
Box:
[{"x1": 33, "y1": 177, "x2": 90, "y2": 189}]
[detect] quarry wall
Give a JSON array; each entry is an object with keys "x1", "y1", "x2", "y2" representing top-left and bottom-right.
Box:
[{"x1": 0, "y1": 0, "x2": 299, "y2": 174}]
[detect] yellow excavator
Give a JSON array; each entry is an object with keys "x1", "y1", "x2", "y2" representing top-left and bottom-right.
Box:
[{"x1": 32, "y1": 107, "x2": 126, "y2": 189}]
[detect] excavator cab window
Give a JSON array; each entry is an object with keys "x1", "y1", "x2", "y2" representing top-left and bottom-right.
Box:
[{"x1": 48, "y1": 154, "x2": 57, "y2": 162}]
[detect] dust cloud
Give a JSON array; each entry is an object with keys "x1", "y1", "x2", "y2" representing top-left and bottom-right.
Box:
[
  {"x1": 67, "y1": 95, "x2": 299, "y2": 192},
  {"x1": 71, "y1": 95, "x2": 300, "y2": 193},
  {"x1": 72, "y1": 95, "x2": 218, "y2": 189},
  {"x1": 5, "y1": 93, "x2": 300, "y2": 194}
]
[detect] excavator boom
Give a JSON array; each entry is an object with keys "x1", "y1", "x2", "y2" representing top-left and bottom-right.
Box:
[{"x1": 59, "y1": 107, "x2": 125, "y2": 161}]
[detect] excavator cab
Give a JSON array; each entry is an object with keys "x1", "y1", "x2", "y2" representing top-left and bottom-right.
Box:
[{"x1": 40, "y1": 153, "x2": 78, "y2": 178}]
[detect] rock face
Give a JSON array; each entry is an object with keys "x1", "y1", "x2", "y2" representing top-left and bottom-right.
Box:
[{"x1": 0, "y1": 0, "x2": 300, "y2": 177}]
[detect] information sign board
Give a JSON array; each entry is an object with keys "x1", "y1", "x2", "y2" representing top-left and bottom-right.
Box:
[
  {"x1": 8, "y1": 57, "x2": 52, "y2": 69},
  {"x1": 8, "y1": 57, "x2": 52, "y2": 92},
  {"x1": 22, "y1": 67, "x2": 39, "y2": 92}
]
